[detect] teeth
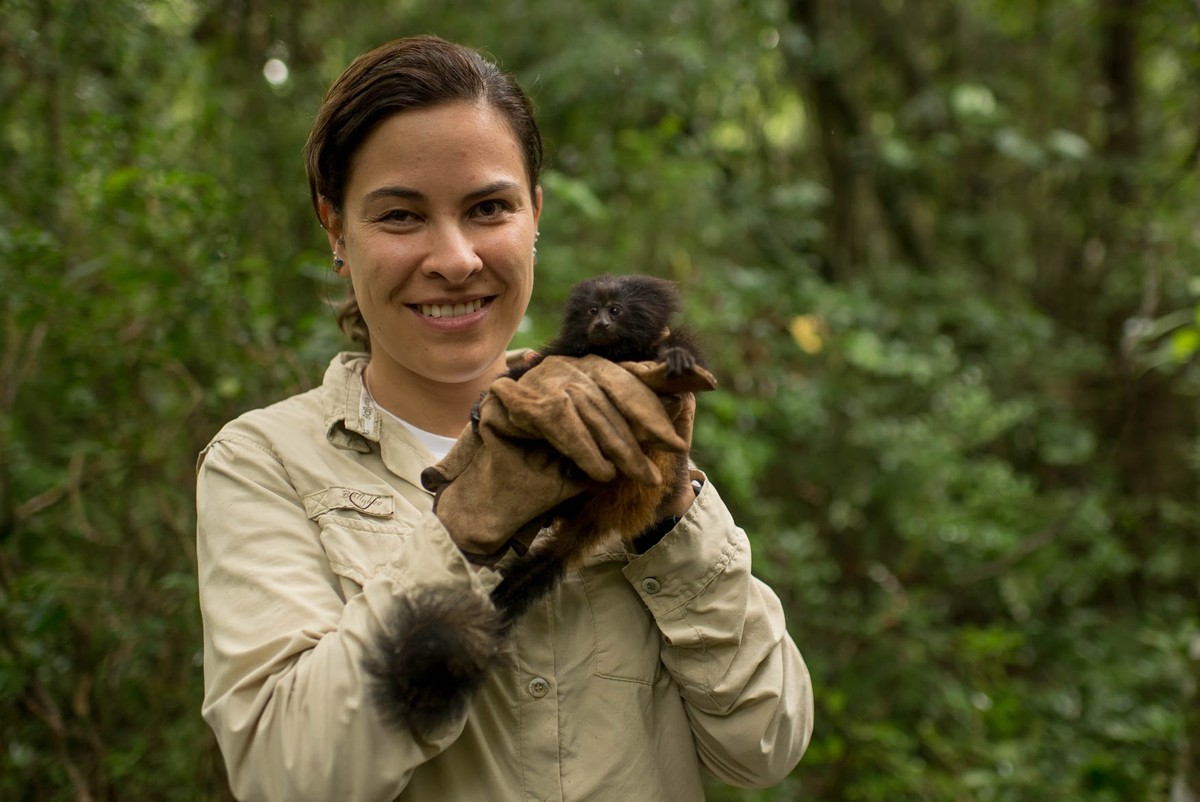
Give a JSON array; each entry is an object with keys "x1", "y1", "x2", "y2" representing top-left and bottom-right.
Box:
[{"x1": 420, "y1": 299, "x2": 484, "y2": 318}]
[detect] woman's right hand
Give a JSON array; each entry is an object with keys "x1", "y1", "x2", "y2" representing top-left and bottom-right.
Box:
[{"x1": 421, "y1": 355, "x2": 690, "y2": 560}]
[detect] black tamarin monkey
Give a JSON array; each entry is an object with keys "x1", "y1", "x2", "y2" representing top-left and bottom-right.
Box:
[
  {"x1": 505, "y1": 272, "x2": 704, "y2": 381},
  {"x1": 368, "y1": 274, "x2": 711, "y2": 735},
  {"x1": 487, "y1": 273, "x2": 708, "y2": 625}
]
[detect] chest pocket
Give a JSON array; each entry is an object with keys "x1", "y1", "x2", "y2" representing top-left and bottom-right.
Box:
[
  {"x1": 304, "y1": 486, "x2": 413, "y2": 598},
  {"x1": 577, "y1": 561, "x2": 662, "y2": 685}
]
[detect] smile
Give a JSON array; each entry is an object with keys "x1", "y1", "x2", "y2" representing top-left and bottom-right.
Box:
[{"x1": 417, "y1": 298, "x2": 486, "y2": 318}]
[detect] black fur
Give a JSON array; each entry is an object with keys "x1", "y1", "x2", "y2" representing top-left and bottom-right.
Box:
[
  {"x1": 363, "y1": 589, "x2": 506, "y2": 735},
  {"x1": 506, "y1": 273, "x2": 705, "y2": 381},
  {"x1": 367, "y1": 274, "x2": 704, "y2": 733},
  {"x1": 490, "y1": 274, "x2": 705, "y2": 624},
  {"x1": 489, "y1": 506, "x2": 574, "y2": 628}
]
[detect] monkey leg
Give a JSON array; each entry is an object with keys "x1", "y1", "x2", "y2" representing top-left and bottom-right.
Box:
[{"x1": 490, "y1": 549, "x2": 568, "y2": 628}]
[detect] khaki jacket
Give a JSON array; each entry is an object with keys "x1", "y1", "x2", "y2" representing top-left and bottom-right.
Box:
[{"x1": 197, "y1": 352, "x2": 813, "y2": 802}]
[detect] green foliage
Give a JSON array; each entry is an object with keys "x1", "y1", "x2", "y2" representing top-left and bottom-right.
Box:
[{"x1": 2, "y1": 0, "x2": 1197, "y2": 799}]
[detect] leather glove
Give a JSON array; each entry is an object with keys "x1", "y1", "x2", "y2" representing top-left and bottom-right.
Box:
[
  {"x1": 421, "y1": 355, "x2": 716, "y2": 561},
  {"x1": 488, "y1": 354, "x2": 712, "y2": 485},
  {"x1": 654, "y1": 390, "x2": 700, "y2": 519},
  {"x1": 615, "y1": 359, "x2": 710, "y2": 520},
  {"x1": 422, "y1": 392, "x2": 586, "y2": 561},
  {"x1": 616, "y1": 358, "x2": 707, "y2": 451}
]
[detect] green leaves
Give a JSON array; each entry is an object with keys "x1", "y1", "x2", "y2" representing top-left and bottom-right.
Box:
[{"x1": 3, "y1": 0, "x2": 1199, "y2": 799}]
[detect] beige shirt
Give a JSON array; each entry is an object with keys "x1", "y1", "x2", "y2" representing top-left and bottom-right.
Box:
[{"x1": 196, "y1": 352, "x2": 813, "y2": 802}]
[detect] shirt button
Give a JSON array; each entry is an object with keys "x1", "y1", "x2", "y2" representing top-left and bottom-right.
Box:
[
  {"x1": 641, "y1": 577, "x2": 661, "y2": 595},
  {"x1": 527, "y1": 677, "x2": 550, "y2": 698}
]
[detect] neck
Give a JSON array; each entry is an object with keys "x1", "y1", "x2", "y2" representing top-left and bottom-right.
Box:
[{"x1": 364, "y1": 357, "x2": 504, "y2": 438}]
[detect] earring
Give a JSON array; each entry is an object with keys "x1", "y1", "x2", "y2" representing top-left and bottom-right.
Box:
[{"x1": 333, "y1": 237, "x2": 346, "y2": 271}]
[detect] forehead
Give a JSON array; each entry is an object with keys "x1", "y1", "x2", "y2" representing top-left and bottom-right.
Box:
[{"x1": 345, "y1": 101, "x2": 529, "y2": 200}]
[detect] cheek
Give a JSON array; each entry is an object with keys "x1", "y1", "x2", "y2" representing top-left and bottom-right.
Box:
[
  {"x1": 512, "y1": 263, "x2": 535, "y2": 306},
  {"x1": 482, "y1": 233, "x2": 535, "y2": 284},
  {"x1": 484, "y1": 227, "x2": 534, "y2": 262},
  {"x1": 349, "y1": 238, "x2": 417, "y2": 287}
]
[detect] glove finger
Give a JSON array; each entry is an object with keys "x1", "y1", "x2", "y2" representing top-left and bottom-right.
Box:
[
  {"x1": 484, "y1": 356, "x2": 677, "y2": 483},
  {"x1": 482, "y1": 379, "x2": 543, "y2": 438},
  {"x1": 617, "y1": 359, "x2": 718, "y2": 394},
  {"x1": 421, "y1": 422, "x2": 484, "y2": 492},
  {"x1": 490, "y1": 384, "x2": 649, "y2": 485},
  {"x1": 523, "y1": 402, "x2": 619, "y2": 482},
  {"x1": 565, "y1": 386, "x2": 663, "y2": 485},
  {"x1": 661, "y1": 391, "x2": 696, "y2": 444},
  {"x1": 575, "y1": 356, "x2": 687, "y2": 452},
  {"x1": 487, "y1": 370, "x2": 627, "y2": 482}
]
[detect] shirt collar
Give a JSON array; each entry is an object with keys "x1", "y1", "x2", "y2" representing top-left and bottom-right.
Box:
[
  {"x1": 318, "y1": 352, "x2": 442, "y2": 494},
  {"x1": 321, "y1": 352, "x2": 378, "y2": 452}
]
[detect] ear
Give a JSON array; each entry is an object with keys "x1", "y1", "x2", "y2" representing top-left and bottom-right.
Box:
[
  {"x1": 532, "y1": 185, "x2": 543, "y2": 228},
  {"x1": 318, "y1": 197, "x2": 343, "y2": 252}
]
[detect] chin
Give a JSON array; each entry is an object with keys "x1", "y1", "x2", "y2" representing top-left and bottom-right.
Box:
[{"x1": 424, "y1": 353, "x2": 507, "y2": 385}]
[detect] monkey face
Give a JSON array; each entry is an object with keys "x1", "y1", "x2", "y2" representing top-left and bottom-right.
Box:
[{"x1": 586, "y1": 305, "x2": 624, "y2": 347}]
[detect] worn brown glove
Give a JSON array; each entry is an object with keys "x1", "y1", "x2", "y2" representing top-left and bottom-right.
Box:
[
  {"x1": 617, "y1": 358, "x2": 708, "y2": 453},
  {"x1": 487, "y1": 355, "x2": 709, "y2": 484},
  {"x1": 421, "y1": 355, "x2": 716, "y2": 561},
  {"x1": 421, "y1": 394, "x2": 581, "y2": 561}
]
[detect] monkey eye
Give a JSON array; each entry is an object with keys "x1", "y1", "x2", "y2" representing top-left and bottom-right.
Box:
[
  {"x1": 609, "y1": 306, "x2": 622, "y2": 316},
  {"x1": 588, "y1": 305, "x2": 600, "y2": 315}
]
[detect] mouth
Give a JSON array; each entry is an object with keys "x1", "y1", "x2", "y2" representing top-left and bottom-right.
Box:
[{"x1": 413, "y1": 297, "x2": 489, "y2": 319}]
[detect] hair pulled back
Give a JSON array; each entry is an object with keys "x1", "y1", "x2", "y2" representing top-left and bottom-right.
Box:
[{"x1": 304, "y1": 36, "x2": 543, "y2": 348}]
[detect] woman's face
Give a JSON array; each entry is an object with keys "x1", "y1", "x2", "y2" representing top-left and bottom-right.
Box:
[{"x1": 323, "y1": 101, "x2": 541, "y2": 388}]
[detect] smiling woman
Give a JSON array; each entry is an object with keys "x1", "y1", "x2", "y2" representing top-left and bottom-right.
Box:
[
  {"x1": 194, "y1": 34, "x2": 812, "y2": 802},
  {"x1": 318, "y1": 102, "x2": 540, "y2": 432}
]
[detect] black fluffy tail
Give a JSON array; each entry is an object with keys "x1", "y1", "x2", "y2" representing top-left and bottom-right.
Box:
[
  {"x1": 491, "y1": 552, "x2": 568, "y2": 627},
  {"x1": 364, "y1": 589, "x2": 506, "y2": 735}
]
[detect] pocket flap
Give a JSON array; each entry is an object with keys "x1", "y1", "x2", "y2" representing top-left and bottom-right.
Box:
[{"x1": 304, "y1": 486, "x2": 395, "y2": 520}]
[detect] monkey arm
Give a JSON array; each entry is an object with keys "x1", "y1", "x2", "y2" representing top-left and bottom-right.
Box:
[{"x1": 622, "y1": 478, "x2": 814, "y2": 788}]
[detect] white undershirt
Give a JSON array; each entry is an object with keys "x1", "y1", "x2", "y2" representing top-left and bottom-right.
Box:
[{"x1": 361, "y1": 378, "x2": 458, "y2": 461}]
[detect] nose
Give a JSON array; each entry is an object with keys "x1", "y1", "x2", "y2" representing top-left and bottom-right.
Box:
[{"x1": 422, "y1": 223, "x2": 483, "y2": 283}]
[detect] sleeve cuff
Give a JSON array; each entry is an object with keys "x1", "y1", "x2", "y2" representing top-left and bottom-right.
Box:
[{"x1": 621, "y1": 478, "x2": 745, "y2": 614}]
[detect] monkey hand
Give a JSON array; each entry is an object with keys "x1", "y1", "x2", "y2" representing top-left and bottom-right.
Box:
[
  {"x1": 488, "y1": 354, "x2": 694, "y2": 486},
  {"x1": 615, "y1": 357, "x2": 718, "y2": 397}
]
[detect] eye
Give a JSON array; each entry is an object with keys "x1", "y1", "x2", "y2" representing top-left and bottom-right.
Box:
[
  {"x1": 588, "y1": 305, "x2": 600, "y2": 315},
  {"x1": 379, "y1": 208, "x2": 419, "y2": 225},
  {"x1": 473, "y1": 198, "x2": 512, "y2": 219},
  {"x1": 609, "y1": 305, "x2": 622, "y2": 316}
]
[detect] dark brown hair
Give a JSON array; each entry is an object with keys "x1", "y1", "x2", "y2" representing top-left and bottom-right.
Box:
[{"x1": 304, "y1": 35, "x2": 543, "y2": 348}]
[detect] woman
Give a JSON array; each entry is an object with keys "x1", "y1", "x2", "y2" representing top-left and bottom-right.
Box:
[{"x1": 196, "y1": 35, "x2": 812, "y2": 801}]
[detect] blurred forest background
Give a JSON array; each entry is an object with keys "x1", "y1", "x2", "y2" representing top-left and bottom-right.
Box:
[{"x1": 2, "y1": 0, "x2": 1198, "y2": 799}]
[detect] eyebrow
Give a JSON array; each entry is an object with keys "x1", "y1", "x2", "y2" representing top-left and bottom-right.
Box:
[{"x1": 363, "y1": 180, "x2": 523, "y2": 205}]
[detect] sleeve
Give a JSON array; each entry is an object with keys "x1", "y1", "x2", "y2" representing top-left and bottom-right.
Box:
[
  {"x1": 621, "y1": 477, "x2": 814, "y2": 788},
  {"x1": 196, "y1": 433, "x2": 484, "y2": 802}
]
